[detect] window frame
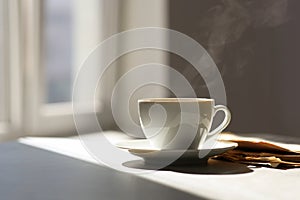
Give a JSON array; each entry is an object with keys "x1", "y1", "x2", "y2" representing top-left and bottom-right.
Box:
[
  {"x1": 0, "y1": 0, "x2": 7, "y2": 123},
  {"x1": 0, "y1": 0, "x2": 23, "y2": 140}
]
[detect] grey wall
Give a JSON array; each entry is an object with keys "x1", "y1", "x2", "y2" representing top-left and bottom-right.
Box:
[{"x1": 169, "y1": 0, "x2": 300, "y2": 136}]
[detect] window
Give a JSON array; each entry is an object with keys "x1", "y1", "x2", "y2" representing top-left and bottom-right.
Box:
[
  {"x1": 0, "y1": 0, "x2": 168, "y2": 139},
  {"x1": 43, "y1": 0, "x2": 73, "y2": 103},
  {"x1": 21, "y1": 0, "x2": 120, "y2": 136}
]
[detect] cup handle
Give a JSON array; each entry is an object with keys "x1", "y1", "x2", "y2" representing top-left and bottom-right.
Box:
[{"x1": 207, "y1": 105, "x2": 231, "y2": 136}]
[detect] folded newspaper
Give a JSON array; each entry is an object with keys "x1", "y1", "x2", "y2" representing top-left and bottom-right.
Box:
[{"x1": 216, "y1": 132, "x2": 300, "y2": 168}]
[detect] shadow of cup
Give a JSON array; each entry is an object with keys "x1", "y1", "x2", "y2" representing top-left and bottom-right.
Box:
[{"x1": 123, "y1": 158, "x2": 253, "y2": 175}]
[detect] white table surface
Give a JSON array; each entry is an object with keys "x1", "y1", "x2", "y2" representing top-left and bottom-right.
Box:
[{"x1": 19, "y1": 131, "x2": 300, "y2": 200}]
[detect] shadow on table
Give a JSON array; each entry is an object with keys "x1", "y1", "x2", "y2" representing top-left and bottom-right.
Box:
[{"x1": 123, "y1": 158, "x2": 253, "y2": 175}]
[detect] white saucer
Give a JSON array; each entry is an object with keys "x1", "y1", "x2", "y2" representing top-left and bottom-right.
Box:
[{"x1": 115, "y1": 139, "x2": 237, "y2": 165}]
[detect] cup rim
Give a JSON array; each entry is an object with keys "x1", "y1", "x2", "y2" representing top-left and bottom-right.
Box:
[{"x1": 138, "y1": 98, "x2": 214, "y2": 103}]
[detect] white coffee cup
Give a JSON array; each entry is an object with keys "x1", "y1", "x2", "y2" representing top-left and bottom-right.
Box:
[{"x1": 138, "y1": 98, "x2": 231, "y2": 150}]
